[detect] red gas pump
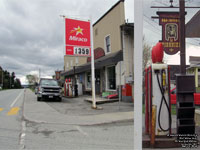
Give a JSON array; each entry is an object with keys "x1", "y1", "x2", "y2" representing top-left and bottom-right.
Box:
[
  {"x1": 144, "y1": 42, "x2": 172, "y2": 145},
  {"x1": 64, "y1": 79, "x2": 69, "y2": 97}
]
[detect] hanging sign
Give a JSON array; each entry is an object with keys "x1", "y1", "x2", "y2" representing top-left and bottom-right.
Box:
[
  {"x1": 65, "y1": 18, "x2": 91, "y2": 56},
  {"x1": 157, "y1": 12, "x2": 180, "y2": 55}
]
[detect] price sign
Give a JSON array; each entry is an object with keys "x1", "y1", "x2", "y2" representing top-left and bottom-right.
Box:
[
  {"x1": 73, "y1": 47, "x2": 90, "y2": 56},
  {"x1": 65, "y1": 18, "x2": 91, "y2": 57}
]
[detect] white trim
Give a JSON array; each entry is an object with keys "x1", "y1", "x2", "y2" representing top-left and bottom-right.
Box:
[
  {"x1": 63, "y1": 16, "x2": 90, "y2": 22},
  {"x1": 105, "y1": 65, "x2": 116, "y2": 91},
  {"x1": 134, "y1": 0, "x2": 143, "y2": 149},
  {"x1": 104, "y1": 34, "x2": 111, "y2": 54},
  {"x1": 106, "y1": 89, "x2": 117, "y2": 92}
]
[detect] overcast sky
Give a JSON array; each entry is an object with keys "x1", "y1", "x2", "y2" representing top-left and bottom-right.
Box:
[{"x1": 0, "y1": 0, "x2": 199, "y2": 84}]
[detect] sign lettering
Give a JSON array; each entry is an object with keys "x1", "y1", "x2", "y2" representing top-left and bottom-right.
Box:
[{"x1": 157, "y1": 12, "x2": 180, "y2": 55}]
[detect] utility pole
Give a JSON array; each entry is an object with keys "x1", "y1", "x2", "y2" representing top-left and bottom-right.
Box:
[
  {"x1": 39, "y1": 68, "x2": 41, "y2": 81},
  {"x1": 73, "y1": 66, "x2": 78, "y2": 97},
  {"x1": 179, "y1": 0, "x2": 186, "y2": 74}
]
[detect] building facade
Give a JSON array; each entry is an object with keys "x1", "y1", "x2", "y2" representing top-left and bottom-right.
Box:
[{"x1": 61, "y1": 0, "x2": 134, "y2": 101}]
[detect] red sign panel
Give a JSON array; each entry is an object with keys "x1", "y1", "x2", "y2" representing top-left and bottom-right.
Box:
[
  {"x1": 157, "y1": 12, "x2": 180, "y2": 55},
  {"x1": 65, "y1": 18, "x2": 91, "y2": 56}
]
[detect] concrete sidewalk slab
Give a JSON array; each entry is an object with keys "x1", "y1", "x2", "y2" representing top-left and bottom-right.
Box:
[
  {"x1": 23, "y1": 89, "x2": 133, "y2": 125},
  {"x1": 84, "y1": 97, "x2": 119, "y2": 104}
]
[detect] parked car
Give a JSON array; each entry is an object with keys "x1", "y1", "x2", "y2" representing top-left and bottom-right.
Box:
[
  {"x1": 170, "y1": 87, "x2": 200, "y2": 105},
  {"x1": 37, "y1": 78, "x2": 62, "y2": 101}
]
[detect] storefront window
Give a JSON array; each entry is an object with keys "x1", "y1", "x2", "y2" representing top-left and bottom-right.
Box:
[
  {"x1": 107, "y1": 66, "x2": 116, "y2": 90},
  {"x1": 86, "y1": 72, "x2": 91, "y2": 89}
]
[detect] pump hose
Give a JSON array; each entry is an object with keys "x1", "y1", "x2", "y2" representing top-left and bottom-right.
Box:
[{"x1": 156, "y1": 72, "x2": 172, "y2": 132}]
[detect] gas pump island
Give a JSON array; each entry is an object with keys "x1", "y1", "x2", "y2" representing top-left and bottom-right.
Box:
[{"x1": 143, "y1": 42, "x2": 197, "y2": 148}]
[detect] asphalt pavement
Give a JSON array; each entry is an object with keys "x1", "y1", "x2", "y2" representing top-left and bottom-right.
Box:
[
  {"x1": 23, "y1": 89, "x2": 134, "y2": 125},
  {"x1": 0, "y1": 89, "x2": 25, "y2": 150}
]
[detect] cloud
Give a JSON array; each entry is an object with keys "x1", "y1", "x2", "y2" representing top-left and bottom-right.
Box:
[
  {"x1": 3, "y1": 0, "x2": 198, "y2": 85},
  {"x1": 0, "y1": 0, "x2": 120, "y2": 84}
]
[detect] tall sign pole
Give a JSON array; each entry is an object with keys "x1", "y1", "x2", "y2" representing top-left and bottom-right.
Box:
[
  {"x1": 90, "y1": 18, "x2": 96, "y2": 109},
  {"x1": 134, "y1": 0, "x2": 143, "y2": 149},
  {"x1": 179, "y1": 0, "x2": 186, "y2": 74},
  {"x1": 64, "y1": 17, "x2": 96, "y2": 108}
]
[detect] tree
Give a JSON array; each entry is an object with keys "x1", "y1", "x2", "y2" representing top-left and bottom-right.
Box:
[
  {"x1": 143, "y1": 42, "x2": 152, "y2": 70},
  {"x1": 14, "y1": 78, "x2": 22, "y2": 89},
  {"x1": 3, "y1": 70, "x2": 10, "y2": 89},
  {"x1": 11, "y1": 72, "x2": 15, "y2": 88},
  {"x1": 0, "y1": 67, "x2": 3, "y2": 87},
  {"x1": 26, "y1": 74, "x2": 39, "y2": 85}
]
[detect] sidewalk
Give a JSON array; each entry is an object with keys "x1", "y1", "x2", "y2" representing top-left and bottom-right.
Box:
[{"x1": 23, "y1": 89, "x2": 134, "y2": 125}]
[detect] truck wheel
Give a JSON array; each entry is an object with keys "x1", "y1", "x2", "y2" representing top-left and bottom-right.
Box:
[
  {"x1": 58, "y1": 98, "x2": 62, "y2": 102},
  {"x1": 37, "y1": 97, "x2": 41, "y2": 101}
]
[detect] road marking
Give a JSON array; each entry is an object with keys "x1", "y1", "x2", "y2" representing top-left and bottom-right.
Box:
[
  {"x1": 20, "y1": 121, "x2": 26, "y2": 149},
  {"x1": 0, "y1": 108, "x2": 3, "y2": 112},
  {"x1": 7, "y1": 107, "x2": 20, "y2": 115},
  {"x1": 76, "y1": 126, "x2": 89, "y2": 136},
  {"x1": 10, "y1": 90, "x2": 24, "y2": 107}
]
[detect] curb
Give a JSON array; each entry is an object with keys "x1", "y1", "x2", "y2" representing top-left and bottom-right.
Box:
[{"x1": 22, "y1": 113, "x2": 133, "y2": 126}]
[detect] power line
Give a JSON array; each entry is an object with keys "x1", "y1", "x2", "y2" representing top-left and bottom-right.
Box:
[
  {"x1": 143, "y1": 14, "x2": 161, "y2": 33},
  {"x1": 144, "y1": 11, "x2": 200, "y2": 46}
]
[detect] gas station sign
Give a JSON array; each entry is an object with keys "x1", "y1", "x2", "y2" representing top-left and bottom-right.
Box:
[
  {"x1": 157, "y1": 12, "x2": 180, "y2": 55},
  {"x1": 65, "y1": 18, "x2": 91, "y2": 56}
]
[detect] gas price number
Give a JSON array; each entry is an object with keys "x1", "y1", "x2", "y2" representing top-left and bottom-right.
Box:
[{"x1": 74, "y1": 47, "x2": 90, "y2": 56}]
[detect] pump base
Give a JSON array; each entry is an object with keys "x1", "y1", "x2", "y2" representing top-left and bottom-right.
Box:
[
  {"x1": 143, "y1": 127, "x2": 200, "y2": 148},
  {"x1": 143, "y1": 133, "x2": 181, "y2": 148}
]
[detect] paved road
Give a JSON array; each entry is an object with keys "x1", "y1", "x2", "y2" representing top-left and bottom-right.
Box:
[
  {"x1": 0, "y1": 89, "x2": 25, "y2": 150},
  {"x1": 25, "y1": 120, "x2": 134, "y2": 150},
  {"x1": 23, "y1": 89, "x2": 134, "y2": 149}
]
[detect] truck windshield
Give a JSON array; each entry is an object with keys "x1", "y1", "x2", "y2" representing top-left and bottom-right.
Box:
[{"x1": 41, "y1": 80, "x2": 58, "y2": 86}]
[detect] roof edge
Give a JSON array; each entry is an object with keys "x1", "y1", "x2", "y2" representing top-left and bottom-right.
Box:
[{"x1": 93, "y1": 0, "x2": 125, "y2": 26}]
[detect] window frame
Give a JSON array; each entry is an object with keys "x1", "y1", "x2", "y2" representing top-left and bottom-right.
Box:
[{"x1": 104, "y1": 35, "x2": 111, "y2": 54}]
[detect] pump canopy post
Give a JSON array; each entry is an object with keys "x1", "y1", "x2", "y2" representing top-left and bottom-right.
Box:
[{"x1": 134, "y1": 0, "x2": 143, "y2": 149}]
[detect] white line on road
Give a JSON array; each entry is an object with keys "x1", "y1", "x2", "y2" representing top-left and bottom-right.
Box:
[
  {"x1": 20, "y1": 120, "x2": 26, "y2": 149},
  {"x1": 76, "y1": 126, "x2": 89, "y2": 137},
  {"x1": 10, "y1": 89, "x2": 24, "y2": 107}
]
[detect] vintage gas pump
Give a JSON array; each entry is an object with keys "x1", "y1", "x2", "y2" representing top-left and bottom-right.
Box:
[
  {"x1": 64, "y1": 78, "x2": 73, "y2": 97},
  {"x1": 68, "y1": 78, "x2": 73, "y2": 97},
  {"x1": 145, "y1": 43, "x2": 172, "y2": 139},
  {"x1": 151, "y1": 64, "x2": 171, "y2": 135},
  {"x1": 64, "y1": 79, "x2": 68, "y2": 97}
]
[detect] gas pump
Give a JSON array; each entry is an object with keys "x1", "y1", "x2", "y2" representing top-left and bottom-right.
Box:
[
  {"x1": 68, "y1": 78, "x2": 73, "y2": 97},
  {"x1": 64, "y1": 79, "x2": 68, "y2": 97},
  {"x1": 64, "y1": 78, "x2": 73, "y2": 97},
  {"x1": 145, "y1": 42, "x2": 172, "y2": 138},
  {"x1": 152, "y1": 64, "x2": 171, "y2": 135}
]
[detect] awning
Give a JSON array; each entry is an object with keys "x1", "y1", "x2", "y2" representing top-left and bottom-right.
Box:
[{"x1": 61, "y1": 50, "x2": 123, "y2": 77}]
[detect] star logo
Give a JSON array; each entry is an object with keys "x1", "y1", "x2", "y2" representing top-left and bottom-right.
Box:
[{"x1": 70, "y1": 26, "x2": 83, "y2": 36}]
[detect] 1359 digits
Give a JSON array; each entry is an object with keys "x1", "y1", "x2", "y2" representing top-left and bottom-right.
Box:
[{"x1": 74, "y1": 47, "x2": 90, "y2": 56}]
